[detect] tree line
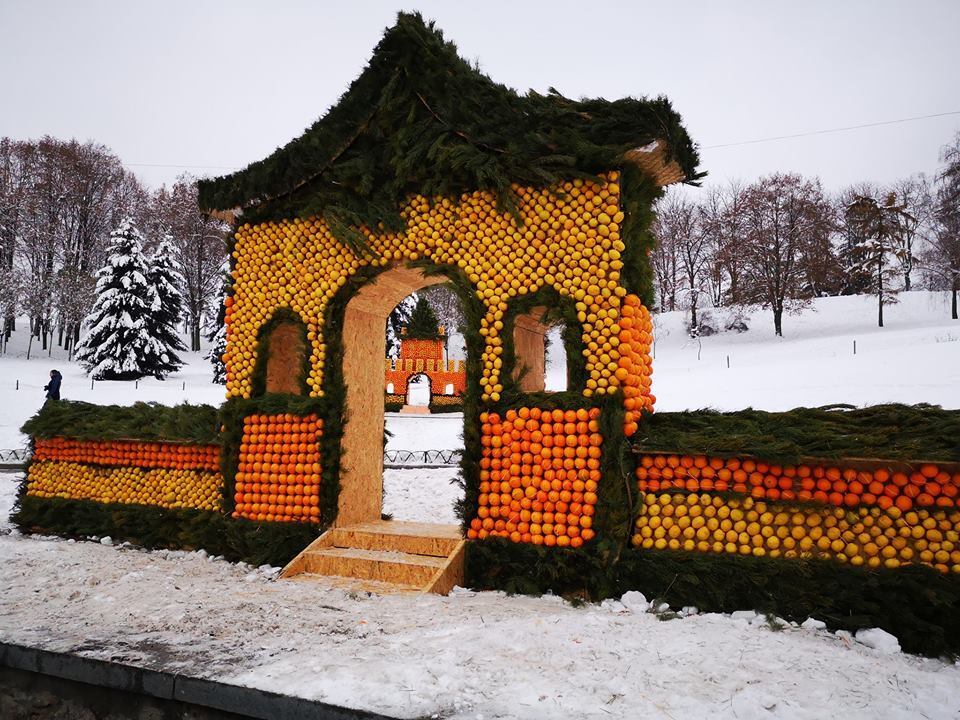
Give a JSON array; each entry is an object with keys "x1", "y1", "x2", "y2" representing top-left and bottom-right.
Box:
[
  {"x1": 652, "y1": 133, "x2": 960, "y2": 335},
  {"x1": 0, "y1": 137, "x2": 229, "y2": 357},
  {"x1": 1, "y1": 131, "x2": 957, "y2": 376}
]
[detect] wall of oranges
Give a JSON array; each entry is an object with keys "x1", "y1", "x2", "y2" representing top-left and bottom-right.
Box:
[
  {"x1": 25, "y1": 437, "x2": 222, "y2": 512},
  {"x1": 232, "y1": 413, "x2": 323, "y2": 523},
  {"x1": 634, "y1": 453, "x2": 960, "y2": 574},
  {"x1": 225, "y1": 172, "x2": 655, "y2": 414},
  {"x1": 468, "y1": 407, "x2": 601, "y2": 547}
]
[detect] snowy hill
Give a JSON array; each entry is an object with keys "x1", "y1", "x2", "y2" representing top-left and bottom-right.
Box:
[{"x1": 646, "y1": 290, "x2": 959, "y2": 412}]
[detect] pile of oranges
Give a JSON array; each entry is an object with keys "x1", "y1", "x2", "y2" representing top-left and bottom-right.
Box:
[
  {"x1": 232, "y1": 413, "x2": 322, "y2": 523},
  {"x1": 226, "y1": 173, "x2": 646, "y2": 405},
  {"x1": 33, "y1": 437, "x2": 220, "y2": 472},
  {"x1": 633, "y1": 491, "x2": 960, "y2": 574},
  {"x1": 26, "y1": 437, "x2": 223, "y2": 512},
  {"x1": 468, "y1": 407, "x2": 601, "y2": 547},
  {"x1": 27, "y1": 460, "x2": 221, "y2": 512},
  {"x1": 618, "y1": 295, "x2": 655, "y2": 435},
  {"x1": 636, "y1": 454, "x2": 960, "y2": 512}
]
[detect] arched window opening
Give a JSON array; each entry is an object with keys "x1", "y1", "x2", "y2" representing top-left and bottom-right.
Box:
[
  {"x1": 512, "y1": 306, "x2": 575, "y2": 393},
  {"x1": 264, "y1": 321, "x2": 307, "y2": 395}
]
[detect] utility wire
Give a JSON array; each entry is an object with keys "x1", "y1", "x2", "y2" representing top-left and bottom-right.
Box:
[
  {"x1": 122, "y1": 110, "x2": 960, "y2": 170},
  {"x1": 126, "y1": 162, "x2": 240, "y2": 170},
  {"x1": 705, "y1": 111, "x2": 960, "y2": 149}
]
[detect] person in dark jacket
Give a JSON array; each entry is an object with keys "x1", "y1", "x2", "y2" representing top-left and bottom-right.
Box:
[{"x1": 44, "y1": 369, "x2": 62, "y2": 401}]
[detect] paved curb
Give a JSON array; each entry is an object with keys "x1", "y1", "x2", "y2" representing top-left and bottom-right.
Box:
[{"x1": 0, "y1": 642, "x2": 397, "y2": 720}]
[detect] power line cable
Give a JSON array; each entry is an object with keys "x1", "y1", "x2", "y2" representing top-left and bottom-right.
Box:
[
  {"x1": 121, "y1": 110, "x2": 960, "y2": 171},
  {"x1": 705, "y1": 111, "x2": 960, "y2": 149},
  {"x1": 126, "y1": 162, "x2": 240, "y2": 170}
]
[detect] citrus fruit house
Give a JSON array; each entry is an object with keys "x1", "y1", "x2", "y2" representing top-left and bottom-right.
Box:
[{"x1": 194, "y1": 12, "x2": 698, "y2": 590}]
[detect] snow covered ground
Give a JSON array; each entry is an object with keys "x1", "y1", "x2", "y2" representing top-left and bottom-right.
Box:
[
  {"x1": 383, "y1": 467, "x2": 461, "y2": 524},
  {"x1": 2, "y1": 292, "x2": 960, "y2": 717},
  {"x1": 646, "y1": 290, "x2": 960, "y2": 413},
  {"x1": 1, "y1": 473, "x2": 958, "y2": 719},
  {"x1": 3, "y1": 291, "x2": 957, "y2": 450}
]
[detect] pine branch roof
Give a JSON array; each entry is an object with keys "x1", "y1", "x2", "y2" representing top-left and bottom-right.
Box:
[{"x1": 197, "y1": 12, "x2": 701, "y2": 235}]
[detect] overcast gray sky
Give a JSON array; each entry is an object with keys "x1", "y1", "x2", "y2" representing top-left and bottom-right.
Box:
[{"x1": 2, "y1": 0, "x2": 958, "y2": 192}]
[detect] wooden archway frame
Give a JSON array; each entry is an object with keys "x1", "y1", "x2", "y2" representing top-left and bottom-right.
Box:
[{"x1": 338, "y1": 266, "x2": 446, "y2": 526}]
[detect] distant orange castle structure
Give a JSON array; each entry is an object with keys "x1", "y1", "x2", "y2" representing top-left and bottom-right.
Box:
[{"x1": 384, "y1": 326, "x2": 466, "y2": 398}]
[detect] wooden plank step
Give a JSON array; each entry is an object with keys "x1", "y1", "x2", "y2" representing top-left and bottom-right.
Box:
[
  {"x1": 300, "y1": 547, "x2": 447, "y2": 586},
  {"x1": 327, "y1": 521, "x2": 462, "y2": 557},
  {"x1": 287, "y1": 574, "x2": 422, "y2": 595}
]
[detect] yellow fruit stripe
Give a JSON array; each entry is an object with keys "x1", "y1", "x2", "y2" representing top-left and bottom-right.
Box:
[
  {"x1": 26, "y1": 460, "x2": 222, "y2": 513},
  {"x1": 227, "y1": 174, "x2": 638, "y2": 402},
  {"x1": 632, "y1": 491, "x2": 960, "y2": 574}
]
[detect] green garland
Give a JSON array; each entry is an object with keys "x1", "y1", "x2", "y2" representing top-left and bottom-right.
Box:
[
  {"x1": 634, "y1": 404, "x2": 960, "y2": 465},
  {"x1": 14, "y1": 495, "x2": 316, "y2": 569},
  {"x1": 491, "y1": 285, "x2": 591, "y2": 413},
  {"x1": 197, "y1": 12, "x2": 701, "y2": 254},
  {"x1": 465, "y1": 540, "x2": 960, "y2": 658},
  {"x1": 618, "y1": 164, "x2": 663, "y2": 306},
  {"x1": 21, "y1": 401, "x2": 220, "y2": 445}
]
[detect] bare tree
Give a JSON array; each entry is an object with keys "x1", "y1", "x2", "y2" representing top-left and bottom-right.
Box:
[
  {"x1": 420, "y1": 285, "x2": 464, "y2": 333},
  {"x1": 0, "y1": 139, "x2": 35, "y2": 339},
  {"x1": 741, "y1": 174, "x2": 832, "y2": 336},
  {"x1": 0, "y1": 264, "x2": 21, "y2": 353},
  {"x1": 651, "y1": 208, "x2": 680, "y2": 312},
  {"x1": 654, "y1": 192, "x2": 710, "y2": 329},
  {"x1": 1, "y1": 137, "x2": 146, "y2": 350},
  {"x1": 887, "y1": 174, "x2": 934, "y2": 292},
  {"x1": 153, "y1": 175, "x2": 229, "y2": 351},
  {"x1": 700, "y1": 181, "x2": 749, "y2": 307},
  {"x1": 923, "y1": 133, "x2": 960, "y2": 319}
]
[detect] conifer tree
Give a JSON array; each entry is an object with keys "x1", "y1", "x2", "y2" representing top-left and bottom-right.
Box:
[
  {"x1": 386, "y1": 294, "x2": 416, "y2": 356},
  {"x1": 146, "y1": 234, "x2": 187, "y2": 375},
  {"x1": 74, "y1": 219, "x2": 168, "y2": 380},
  {"x1": 404, "y1": 296, "x2": 440, "y2": 338},
  {"x1": 206, "y1": 322, "x2": 227, "y2": 384},
  {"x1": 205, "y1": 273, "x2": 230, "y2": 384}
]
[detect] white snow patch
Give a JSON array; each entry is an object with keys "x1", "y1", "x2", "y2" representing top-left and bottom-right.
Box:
[
  {"x1": 619, "y1": 590, "x2": 649, "y2": 612},
  {"x1": 856, "y1": 628, "x2": 901, "y2": 654}
]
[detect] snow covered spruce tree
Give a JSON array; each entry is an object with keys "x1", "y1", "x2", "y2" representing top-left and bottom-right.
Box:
[
  {"x1": 145, "y1": 234, "x2": 187, "y2": 375},
  {"x1": 206, "y1": 322, "x2": 227, "y2": 383},
  {"x1": 75, "y1": 219, "x2": 173, "y2": 380},
  {"x1": 204, "y1": 273, "x2": 230, "y2": 384}
]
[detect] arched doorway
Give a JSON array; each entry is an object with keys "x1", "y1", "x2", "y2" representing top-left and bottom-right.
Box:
[
  {"x1": 405, "y1": 372, "x2": 431, "y2": 406},
  {"x1": 337, "y1": 265, "x2": 466, "y2": 527}
]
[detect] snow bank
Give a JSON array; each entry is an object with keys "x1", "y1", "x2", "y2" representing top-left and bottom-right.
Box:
[{"x1": 2, "y1": 475, "x2": 959, "y2": 719}]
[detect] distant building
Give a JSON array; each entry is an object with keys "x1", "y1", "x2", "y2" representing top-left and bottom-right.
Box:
[{"x1": 385, "y1": 326, "x2": 466, "y2": 404}]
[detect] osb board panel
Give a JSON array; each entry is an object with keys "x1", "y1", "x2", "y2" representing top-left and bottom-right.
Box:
[
  {"x1": 265, "y1": 322, "x2": 306, "y2": 395},
  {"x1": 329, "y1": 526, "x2": 461, "y2": 557},
  {"x1": 513, "y1": 306, "x2": 549, "y2": 393},
  {"x1": 424, "y1": 540, "x2": 466, "y2": 595},
  {"x1": 288, "y1": 575, "x2": 421, "y2": 594},
  {"x1": 622, "y1": 140, "x2": 687, "y2": 186},
  {"x1": 302, "y1": 548, "x2": 443, "y2": 585},
  {"x1": 340, "y1": 306, "x2": 386, "y2": 525},
  {"x1": 339, "y1": 265, "x2": 446, "y2": 526},
  {"x1": 278, "y1": 527, "x2": 336, "y2": 578},
  {"x1": 343, "y1": 519, "x2": 461, "y2": 538}
]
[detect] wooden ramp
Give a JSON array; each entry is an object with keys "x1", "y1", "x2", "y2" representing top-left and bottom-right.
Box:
[{"x1": 279, "y1": 520, "x2": 466, "y2": 595}]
